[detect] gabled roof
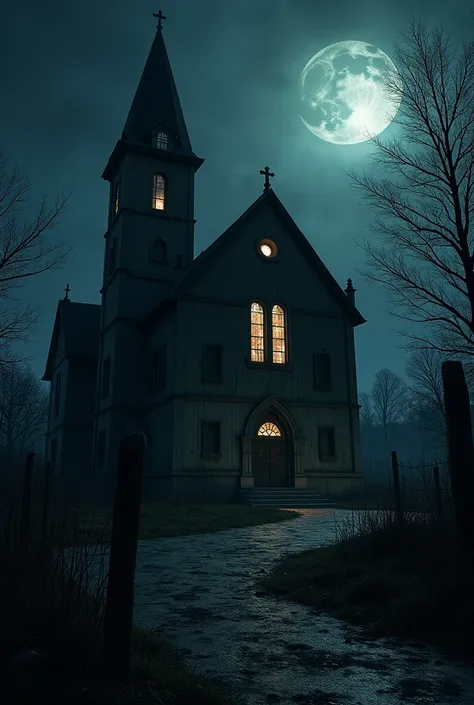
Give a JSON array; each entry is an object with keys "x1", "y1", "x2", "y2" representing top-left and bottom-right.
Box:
[
  {"x1": 42, "y1": 301, "x2": 101, "y2": 381},
  {"x1": 140, "y1": 187, "x2": 366, "y2": 328}
]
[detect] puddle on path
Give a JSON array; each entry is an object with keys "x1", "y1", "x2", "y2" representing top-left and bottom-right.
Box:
[{"x1": 130, "y1": 509, "x2": 474, "y2": 705}]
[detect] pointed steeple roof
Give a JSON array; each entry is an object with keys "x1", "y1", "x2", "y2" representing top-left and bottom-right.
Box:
[
  {"x1": 103, "y1": 15, "x2": 203, "y2": 180},
  {"x1": 122, "y1": 21, "x2": 194, "y2": 155}
]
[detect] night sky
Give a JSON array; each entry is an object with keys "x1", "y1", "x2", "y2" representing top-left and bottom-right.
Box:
[{"x1": 1, "y1": 0, "x2": 470, "y2": 393}]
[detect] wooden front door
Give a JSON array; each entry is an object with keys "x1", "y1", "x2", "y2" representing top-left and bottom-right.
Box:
[{"x1": 252, "y1": 438, "x2": 288, "y2": 487}]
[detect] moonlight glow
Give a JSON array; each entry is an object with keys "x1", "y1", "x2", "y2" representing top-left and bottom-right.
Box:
[{"x1": 300, "y1": 40, "x2": 402, "y2": 145}]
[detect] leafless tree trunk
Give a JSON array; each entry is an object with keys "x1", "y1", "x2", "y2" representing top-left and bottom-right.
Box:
[
  {"x1": 0, "y1": 360, "x2": 49, "y2": 474},
  {"x1": 371, "y1": 368, "x2": 407, "y2": 445},
  {"x1": 405, "y1": 348, "x2": 447, "y2": 436},
  {"x1": 0, "y1": 151, "x2": 74, "y2": 368},
  {"x1": 347, "y1": 21, "x2": 474, "y2": 361},
  {"x1": 358, "y1": 391, "x2": 375, "y2": 425}
]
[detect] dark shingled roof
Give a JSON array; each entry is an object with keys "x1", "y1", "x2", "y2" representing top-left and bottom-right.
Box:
[
  {"x1": 42, "y1": 301, "x2": 101, "y2": 381},
  {"x1": 140, "y1": 187, "x2": 366, "y2": 329}
]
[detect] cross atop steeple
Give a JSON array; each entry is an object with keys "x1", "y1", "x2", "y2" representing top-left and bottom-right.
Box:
[
  {"x1": 153, "y1": 9, "x2": 166, "y2": 30},
  {"x1": 64, "y1": 284, "x2": 71, "y2": 300},
  {"x1": 260, "y1": 166, "x2": 274, "y2": 192}
]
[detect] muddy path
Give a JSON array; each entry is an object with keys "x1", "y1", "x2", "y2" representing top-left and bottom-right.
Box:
[{"x1": 132, "y1": 509, "x2": 474, "y2": 705}]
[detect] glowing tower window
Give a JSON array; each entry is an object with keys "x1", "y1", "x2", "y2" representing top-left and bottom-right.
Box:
[
  {"x1": 272, "y1": 304, "x2": 286, "y2": 364},
  {"x1": 152, "y1": 174, "x2": 166, "y2": 211},
  {"x1": 250, "y1": 302, "x2": 265, "y2": 362}
]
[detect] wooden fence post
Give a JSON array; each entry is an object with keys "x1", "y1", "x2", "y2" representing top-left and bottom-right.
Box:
[
  {"x1": 441, "y1": 361, "x2": 474, "y2": 563},
  {"x1": 102, "y1": 431, "x2": 147, "y2": 683},
  {"x1": 391, "y1": 450, "x2": 404, "y2": 524},
  {"x1": 432, "y1": 465, "x2": 443, "y2": 520},
  {"x1": 20, "y1": 452, "x2": 35, "y2": 544}
]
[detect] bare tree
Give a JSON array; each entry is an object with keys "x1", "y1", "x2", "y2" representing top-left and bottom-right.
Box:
[
  {"x1": 371, "y1": 368, "x2": 407, "y2": 442},
  {"x1": 348, "y1": 21, "x2": 474, "y2": 361},
  {"x1": 0, "y1": 360, "x2": 49, "y2": 473},
  {"x1": 0, "y1": 151, "x2": 73, "y2": 367},
  {"x1": 405, "y1": 347, "x2": 447, "y2": 435},
  {"x1": 358, "y1": 391, "x2": 375, "y2": 425}
]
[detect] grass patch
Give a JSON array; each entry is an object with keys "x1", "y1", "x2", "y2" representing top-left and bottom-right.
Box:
[
  {"x1": 0, "y1": 488, "x2": 243, "y2": 704},
  {"x1": 62, "y1": 503, "x2": 300, "y2": 545},
  {"x1": 260, "y1": 501, "x2": 474, "y2": 660}
]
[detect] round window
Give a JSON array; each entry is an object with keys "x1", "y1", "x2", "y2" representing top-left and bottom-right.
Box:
[{"x1": 258, "y1": 238, "x2": 278, "y2": 258}]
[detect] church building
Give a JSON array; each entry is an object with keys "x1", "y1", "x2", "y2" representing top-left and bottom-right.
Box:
[{"x1": 42, "y1": 13, "x2": 366, "y2": 503}]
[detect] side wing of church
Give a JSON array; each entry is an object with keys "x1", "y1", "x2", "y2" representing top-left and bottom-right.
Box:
[{"x1": 42, "y1": 14, "x2": 366, "y2": 502}]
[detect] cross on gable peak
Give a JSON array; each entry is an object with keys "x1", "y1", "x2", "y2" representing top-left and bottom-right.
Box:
[
  {"x1": 64, "y1": 284, "x2": 71, "y2": 301},
  {"x1": 153, "y1": 9, "x2": 166, "y2": 30},
  {"x1": 259, "y1": 166, "x2": 275, "y2": 192}
]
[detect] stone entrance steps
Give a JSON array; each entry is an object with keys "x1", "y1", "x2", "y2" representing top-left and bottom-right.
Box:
[{"x1": 240, "y1": 487, "x2": 336, "y2": 509}]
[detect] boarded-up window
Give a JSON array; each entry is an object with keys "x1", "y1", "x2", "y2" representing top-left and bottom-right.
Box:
[
  {"x1": 318, "y1": 427, "x2": 336, "y2": 460},
  {"x1": 201, "y1": 421, "x2": 220, "y2": 457},
  {"x1": 97, "y1": 430, "x2": 106, "y2": 469},
  {"x1": 202, "y1": 345, "x2": 222, "y2": 383},
  {"x1": 314, "y1": 352, "x2": 332, "y2": 391},
  {"x1": 102, "y1": 356, "x2": 111, "y2": 398},
  {"x1": 151, "y1": 345, "x2": 166, "y2": 391},
  {"x1": 149, "y1": 238, "x2": 166, "y2": 263},
  {"x1": 250, "y1": 302, "x2": 265, "y2": 362},
  {"x1": 54, "y1": 372, "x2": 61, "y2": 417}
]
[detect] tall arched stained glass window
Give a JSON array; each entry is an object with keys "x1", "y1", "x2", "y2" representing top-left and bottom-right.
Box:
[{"x1": 250, "y1": 302, "x2": 265, "y2": 362}]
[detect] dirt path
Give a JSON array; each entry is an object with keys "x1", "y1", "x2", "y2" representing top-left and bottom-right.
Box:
[{"x1": 132, "y1": 508, "x2": 474, "y2": 705}]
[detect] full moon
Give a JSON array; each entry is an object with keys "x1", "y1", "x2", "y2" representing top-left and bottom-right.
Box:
[{"x1": 300, "y1": 40, "x2": 402, "y2": 145}]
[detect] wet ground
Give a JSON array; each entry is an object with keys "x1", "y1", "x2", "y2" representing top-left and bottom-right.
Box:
[{"x1": 132, "y1": 508, "x2": 474, "y2": 705}]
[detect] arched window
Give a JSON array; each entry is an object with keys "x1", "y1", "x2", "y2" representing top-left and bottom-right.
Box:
[
  {"x1": 155, "y1": 131, "x2": 169, "y2": 150},
  {"x1": 152, "y1": 174, "x2": 166, "y2": 211},
  {"x1": 149, "y1": 238, "x2": 166, "y2": 263},
  {"x1": 250, "y1": 302, "x2": 265, "y2": 362},
  {"x1": 272, "y1": 304, "x2": 286, "y2": 364},
  {"x1": 257, "y1": 422, "x2": 281, "y2": 437}
]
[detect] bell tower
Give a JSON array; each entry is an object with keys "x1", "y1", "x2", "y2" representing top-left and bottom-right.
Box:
[
  {"x1": 93, "y1": 12, "x2": 203, "y2": 478},
  {"x1": 101, "y1": 9, "x2": 204, "y2": 322}
]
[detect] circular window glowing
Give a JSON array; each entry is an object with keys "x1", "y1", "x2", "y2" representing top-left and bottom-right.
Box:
[{"x1": 259, "y1": 239, "x2": 278, "y2": 258}]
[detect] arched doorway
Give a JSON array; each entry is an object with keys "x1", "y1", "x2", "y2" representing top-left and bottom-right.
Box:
[{"x1": 252, "y1": 414, "x2": 290, "y2": 487}]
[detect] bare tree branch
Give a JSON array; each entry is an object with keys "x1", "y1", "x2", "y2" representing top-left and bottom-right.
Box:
[{"x1": 347, "y1": 20, "x2": 474, "y2": 360}]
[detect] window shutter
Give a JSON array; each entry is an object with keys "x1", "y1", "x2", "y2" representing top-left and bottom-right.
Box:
[
  {"x1": 314, "y1": 352, "x2": 332, "y2": 391},
  {"x1": 54, "y1": 372, "x2": 61, "y2": 417},
  {"x1": 202, "y1": 345, "x2": 222, "y2": 383}
]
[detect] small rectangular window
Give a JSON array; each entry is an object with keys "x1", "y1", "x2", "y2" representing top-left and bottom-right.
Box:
[
  {"x1": 152, "y1": 174, "x2": 165, "y2": 211},
  {"x1": 54, "y1": 372, "x2": 61, "y2": 417},
  {"x1": 202, "y1": 345, "x2": 222, "y2": 383},
  {"x1": 318, "y1": 427, "x2": 336, "y2": 460},
  {"x1": 151, "y1": 345, "x2": 166, "y2": 391},
  {"x1": 97, "y1": 430, "x2": 106, "y2": 470},
  {"x1": 113, "y1": 180, "x2": 120, "y2": 215},
  {"x1": 102, "y1": 356, "x2": 111, "y2": 398},
  {"x1": 314, "y1": 352, "x2": 332, "y2": 391},
  {"x1": 201, "y1": 421, "x2": 220, "y2": 457}
]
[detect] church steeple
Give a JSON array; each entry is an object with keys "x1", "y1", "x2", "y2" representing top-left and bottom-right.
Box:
[
  {"x1": 120, "y1": 12, "x2": 196, "y2": 158},
  {"x1": 103, "y1": 12, "x2": 203, "y2": 180}
]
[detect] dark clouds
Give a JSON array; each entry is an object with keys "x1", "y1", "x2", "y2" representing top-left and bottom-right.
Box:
[{"x1": 0, "y1": 0, "x2": 469, "y2": 391}]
